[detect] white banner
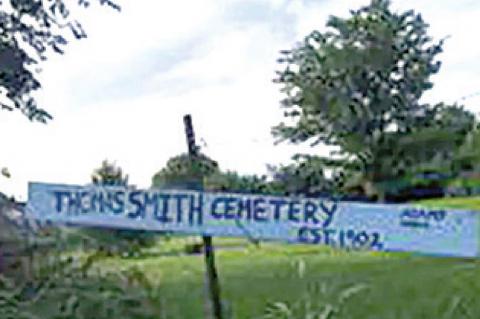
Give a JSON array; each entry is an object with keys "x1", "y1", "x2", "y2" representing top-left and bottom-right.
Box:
[{"x1": 26, "y1": 182, "x2": 480, "y2": 258}]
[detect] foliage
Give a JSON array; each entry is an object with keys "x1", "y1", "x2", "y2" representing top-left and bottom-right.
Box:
[
  {"x1": 452, "y1": 125, "x2": 480, "y2": 173},
  {"x1": 153, "y1": 152, "x2": 332, "y2": 199},
  {"x1": 273, "y1": 0, "x2": 476, "y2": 200},
  {"x1": 204, "y1": 170, "x2": 273, "y2": 195},
  {"x1": 152, "y1": 152, "x2": 219, "y2": 189},
  {"x1": 202, "y1": 157, "x2": 332, "y2": 197},
  {"x1": 0, "y1": 0, "x2": 120, "y2": 122},
  {"x1": 91, "y1": 159, "x2": 129, "y2": 186},
  {"x1": 274, "y1": 0, "x2": 445, "y2": 145},
  {"x1": 268, "y1": 154, "x2": 333, "y2": 197},
  {"x1": 0, "y1": 217, "x2": 158, "y2": 318},
  {"x1": 0, "y1": 252, "x2": 158, "y2": 319}
]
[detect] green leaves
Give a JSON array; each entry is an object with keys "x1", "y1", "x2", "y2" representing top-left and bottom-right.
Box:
[
  {"x1": 269, "y1": 155, "x2": 332, "y2": 196},
  {"x1": 0, "y1": 249, "x2": 158, "y2": 319},
  {"x1": 0, "y1": 0, "x2": 120, "y2": 122},
  {"x1": 273, "y1": 0, "x2": 476, "y2": 201},
  {"x1": 205, "y1": 170, "x2": 273, "y2": 195},
  {"x1": 274, "y1": 0, "x2": 445, "y2": 140},
  {"x1": 151, "y1": 152, "x2": 219, "y2": 189},
  {"x1": 91, "y1": 159, "x2": 129, "y2": 186}
]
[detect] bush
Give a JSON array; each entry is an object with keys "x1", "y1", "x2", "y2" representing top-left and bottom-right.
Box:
[
  {"x1": 0, "y1": 251, "x2": 159, "y2": 319},
  {"x1": 76, "y1": 227, "x2": 158, "y2": 257}
]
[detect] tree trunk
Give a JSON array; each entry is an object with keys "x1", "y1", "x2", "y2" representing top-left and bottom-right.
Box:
[{"x1": 363, "y1": 180, "x2": 385, "y2": 202}]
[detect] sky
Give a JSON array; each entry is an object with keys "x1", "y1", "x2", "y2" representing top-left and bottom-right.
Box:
[{"x1": 1, "y1": 0, "x2": 479, "y2": 200}]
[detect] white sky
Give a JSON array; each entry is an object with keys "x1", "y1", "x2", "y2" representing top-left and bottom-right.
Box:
[{"x1": 1, "y1": 0, "x2": 479, "y2": 200}]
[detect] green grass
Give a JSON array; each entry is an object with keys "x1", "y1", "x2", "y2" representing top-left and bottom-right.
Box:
[
  {"x1": 78, "y1": 197, "x2": 480, "y2": 318},
  {"x1": 416, "y1": 196, "x2": 480, "y2": 210},
  {"x1": 93, "y1": 244, "x2": 480, "y2": 318}
]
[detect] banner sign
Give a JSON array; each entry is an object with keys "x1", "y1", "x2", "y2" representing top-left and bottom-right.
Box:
[{"x1": 26, "y1": 182, "x2": 479, "y2": 258}]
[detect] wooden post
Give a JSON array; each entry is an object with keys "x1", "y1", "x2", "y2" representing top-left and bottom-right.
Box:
[{"x1": 183, "y1": 114, "x2": 224, "y2": 319}]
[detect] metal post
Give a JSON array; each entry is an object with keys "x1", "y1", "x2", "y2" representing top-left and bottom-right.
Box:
[{"x1": 183, "y1": 114, "x2": 224, "y2": 319}]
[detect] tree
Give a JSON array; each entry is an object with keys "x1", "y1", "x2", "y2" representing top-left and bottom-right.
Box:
[
  {"x1": 443, "y1": 124, "x2": 480, "y2": 195},
  {"x1": 92, "y1": 159, "x2": 128, "y2": 186},
  {"x1": 267, "y1": 155, "x2": 332, "y2": 197},
  {"x1": 0, "y1": 0, "x2": 120, "y2": 122},
  {"x1": 152, "y1": 153, "x2": 279, "y2": 194},
  {"x1": 204, "y1": 170, "x2": 273, "y2": 195},
  {"x1": 152, "y1": 152, "x2": 219, "y2": 190},
  {"x1": 273, "y1": 0, "x2": 475, "y2": 201}
]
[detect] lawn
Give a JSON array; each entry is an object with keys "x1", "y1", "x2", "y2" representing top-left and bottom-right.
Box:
[
  {"x1": 84, "y1": 197, "x2": 480, "y2": 318},
  {"x1": 416, "y1": 196, "x2": 480, "y2": 210},
  {"x1": 95, "y1": 243, "x2": 479, "y2": 319}
]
